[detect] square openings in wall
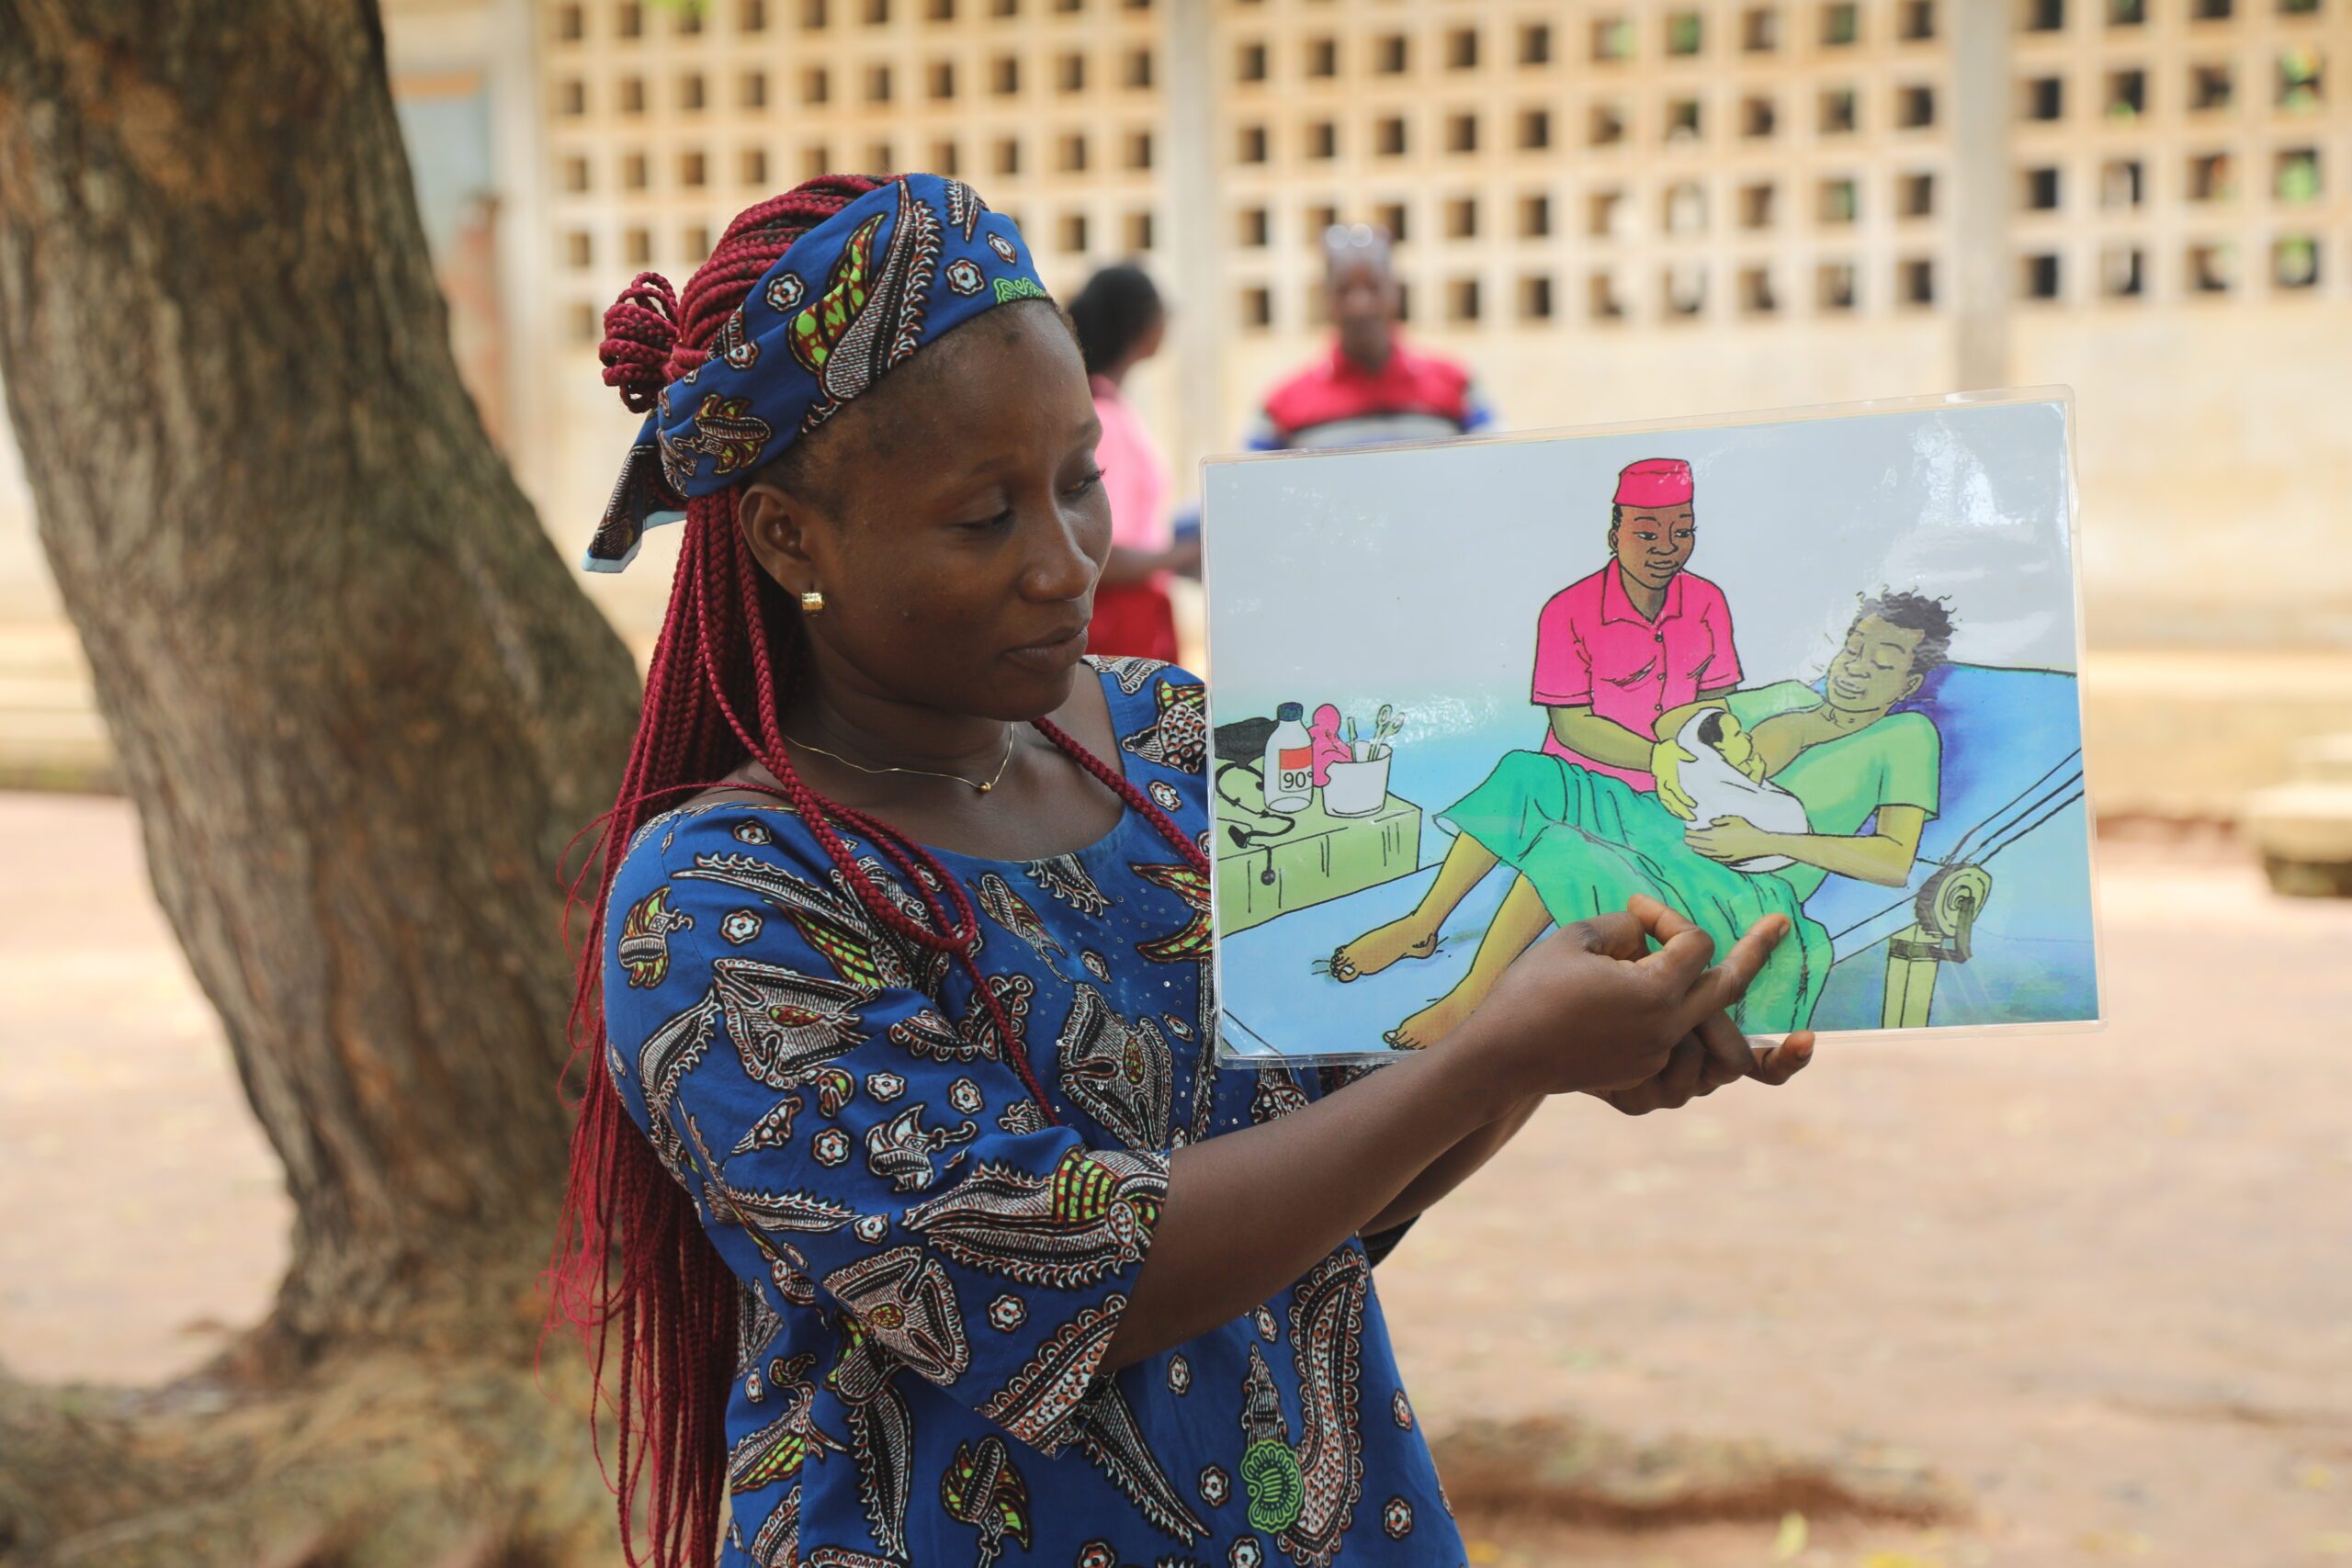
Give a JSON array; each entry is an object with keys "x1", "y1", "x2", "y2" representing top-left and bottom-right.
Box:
[
  {"x1": 2100, "y1": 157, "x2": 2143, "y2": 207},
  {"x1": 1588, "y1": 269, "x2": 1628, "y2": 320},
  {"x1": 2274, "y1": 236, "x2": 2321, "y2": 290},
  {"x1": 1899, "y1": 256, "x2": 1936, "y2": 306},
  {"x1": 2187, "y1": 242, "x2": 2234, "y2": 292},
  {"x1": 2101, "y1": 244, "x2": 2144, "y2": 297}
]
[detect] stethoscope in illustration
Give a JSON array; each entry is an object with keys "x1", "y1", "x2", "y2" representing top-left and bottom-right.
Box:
[{"x1": 1214, "y1": 759, "x2": 1296, "y2": 881}]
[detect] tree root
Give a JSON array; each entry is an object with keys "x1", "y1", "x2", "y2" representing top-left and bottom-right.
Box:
[
  {"x1": 1429, "y1": 1413, "x2": 1968, "y2": 1533},
  {"x1": 0, "y1": 1321, "x2": 615, "y2": 1568},
  {"x1": 5, "y1": 1317, "x2": 1966, "y2": 1562}
]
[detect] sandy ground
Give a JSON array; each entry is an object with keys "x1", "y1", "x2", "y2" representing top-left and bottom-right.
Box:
[{"x1": 2, "y1": 795, "x2": 2347, "y2": 1567}]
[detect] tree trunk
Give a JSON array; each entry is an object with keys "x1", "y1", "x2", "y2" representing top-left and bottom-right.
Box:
[{"x1": 0, "y1": 0, "x2": 639, "y2": 1559}]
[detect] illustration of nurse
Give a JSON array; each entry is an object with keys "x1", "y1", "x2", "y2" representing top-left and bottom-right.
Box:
[
  {"x1": 1527, "y1": 457, "x2": 1744, "y2": 798},
  {"x1": 1326, "y1": 457, "x2": 1744, "y2": 984}
]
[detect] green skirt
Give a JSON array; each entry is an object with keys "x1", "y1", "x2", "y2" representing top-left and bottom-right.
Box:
[{"x1": 1439, "y1": 751, "x2": 1830, "y2": 1033}]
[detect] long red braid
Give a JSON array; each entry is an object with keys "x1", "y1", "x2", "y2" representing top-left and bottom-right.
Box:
[{"x1": 543, "y1": 174, "x2": 1213, "y2": 1568}]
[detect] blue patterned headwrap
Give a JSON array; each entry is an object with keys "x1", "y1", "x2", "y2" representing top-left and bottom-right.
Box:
[{"x1": 584, "y1": 174, "x2": 1051, "y2": 572}]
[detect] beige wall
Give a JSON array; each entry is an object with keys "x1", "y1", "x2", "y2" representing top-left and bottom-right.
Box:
[
  {"x1": 403, "y1": 0, "x2": 2352, "y2": 656},
  {"x1": 2021, "y1": 304, "x2": 2352, "y2": 646},
  {"x1": 2, "y1": 0, "x2": 2346, "y2": 657}
]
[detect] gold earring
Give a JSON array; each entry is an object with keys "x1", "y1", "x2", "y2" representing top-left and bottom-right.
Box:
[{"x1": 800, "y1": 589, "x2": 826, "y2": 614}]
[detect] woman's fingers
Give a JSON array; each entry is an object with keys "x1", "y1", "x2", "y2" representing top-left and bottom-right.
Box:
[
  {"x1": 1637, "y1": 927, "x2": 1720, "y2": 998},
  {"x1": 1691, "y1": 1009, "x2": 1759, "y2": 1086},
  {"x1": 1751, "y1": 1031, "x2": 1817, "y2": 1084},
  {"x1": 1588, "y1": 908, "x2": 1803, "y2": 1093},
  {"x1": 1569, "y1": 908, "x2": 1653, "y2": 961},
  {"x1": 1652, "y1": 1034, "x2": 1707, "y2": 1108},
  {"x1": 1610, "y1": 1033, "x2": 1707, "y2": 1114},
  {"x1": 1624, "y1": 894, "x2": 1695, "y2": 945},
  {"x1": 1676, "y1": 914, "x2": 1791, "y2": 1031}
]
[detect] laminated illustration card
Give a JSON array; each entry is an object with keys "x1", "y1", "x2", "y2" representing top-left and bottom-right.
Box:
[{"x1": 1203, "y1": 391, "x2": 2101, "y2": 1066}]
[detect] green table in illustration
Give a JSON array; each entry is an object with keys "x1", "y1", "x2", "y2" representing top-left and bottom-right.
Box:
[{"x1": 1214, "y1": 760, "x2": 1423, "y2": 935}]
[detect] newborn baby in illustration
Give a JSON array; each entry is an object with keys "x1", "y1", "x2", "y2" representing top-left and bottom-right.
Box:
[{"x1": 1669, "y1": 708, "x2": 1810, "y2": 873}]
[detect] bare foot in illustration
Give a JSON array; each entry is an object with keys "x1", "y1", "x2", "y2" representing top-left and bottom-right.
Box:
[
  {"x1": 1321, "y1": 915, "x2": 1440, "y2": 983},
  {"x1": 1381, "y1": 987, "x2": 1480, "y2": 1051}
]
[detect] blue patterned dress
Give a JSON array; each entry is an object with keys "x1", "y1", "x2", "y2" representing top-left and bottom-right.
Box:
[{"x1": 601, "y1": 658, "x2": 1466, "y2": 1568}]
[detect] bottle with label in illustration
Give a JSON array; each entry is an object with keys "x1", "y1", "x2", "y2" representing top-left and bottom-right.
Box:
[{"x1": 1261, "y1": 702, "x2": 1314, "y2": 814}]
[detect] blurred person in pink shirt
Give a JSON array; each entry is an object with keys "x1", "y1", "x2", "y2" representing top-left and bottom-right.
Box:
[
  {"x1": 1069, "y1": 265, "x2": 1197, "y2": 663},
  {"x1": 1530, "y1": 457, "x2": 1742, "y2": 795}
]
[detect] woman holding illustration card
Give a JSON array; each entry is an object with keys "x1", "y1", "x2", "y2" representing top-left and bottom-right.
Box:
[{"x1": 548, "y1": 175, "x2": 1813, "y2": 1568}]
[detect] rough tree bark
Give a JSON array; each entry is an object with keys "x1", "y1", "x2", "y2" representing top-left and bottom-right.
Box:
[{"x1": 0, "y1": 1, "x2": 639, "y2": 1560}]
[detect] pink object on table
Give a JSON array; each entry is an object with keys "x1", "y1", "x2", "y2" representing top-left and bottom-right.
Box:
[{"x1": 1308, "y1": 704, "x2": 1352, "y2": 787}]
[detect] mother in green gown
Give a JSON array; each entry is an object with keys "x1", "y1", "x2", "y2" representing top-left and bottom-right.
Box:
[{"x1": 1330, "y1": 592, "x2": 1955, "y2": 1042}]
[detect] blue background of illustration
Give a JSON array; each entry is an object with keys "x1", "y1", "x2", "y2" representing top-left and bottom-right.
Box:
[{"x1": 1202, "y1": 399, "x2": 2098, "y2": 1056}]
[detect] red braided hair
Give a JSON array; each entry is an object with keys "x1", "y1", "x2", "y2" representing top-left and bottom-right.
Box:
[{"x1": 543, "y1": 175, "x2": 1212, "y2": 1568}]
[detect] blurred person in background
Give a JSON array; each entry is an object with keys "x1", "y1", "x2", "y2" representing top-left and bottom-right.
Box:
[
  {"x1": 1245, "y1": 224, "x2": 1498, "y2": 452},
  {"x1": 1069, "y1": 263, "x2": 1195, "y2": 662}
]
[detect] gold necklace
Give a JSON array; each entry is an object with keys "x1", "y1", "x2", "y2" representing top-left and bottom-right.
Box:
[{"x1": 786, "y1": 726, "x2": 1019, "y2": 794}]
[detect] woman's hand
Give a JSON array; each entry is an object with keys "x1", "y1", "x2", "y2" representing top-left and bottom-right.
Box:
[
  {"x1": 1112, "y1": 898, "x2": 1812, "y2": 1368},
  {"x1": 1684, "y1": 814, "x2": 1779, "y2": 864},
  {"x1": 1586, "y1": 898, "x2": 1815, "y2": 1114},
  {"x1": 1446, "y1": 897, "x2": 1798, "y2": 1102},
  {"x1": 1650, "y1": 736, "x2": 1702, "y2": 819}
]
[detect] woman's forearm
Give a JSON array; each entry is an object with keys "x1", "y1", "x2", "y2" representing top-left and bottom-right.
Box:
[
  {"x1": 1359, "y1": 1093, "x2": 1542, "y2": 1235},
  {"x1": 1104, "y1": 1046, "x2": 1517, "y2": 1368}
]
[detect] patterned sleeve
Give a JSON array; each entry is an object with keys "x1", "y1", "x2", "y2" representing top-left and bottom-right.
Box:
[{"x1": 603, "y1": 821, "x2": 1168, "y2": 1458}]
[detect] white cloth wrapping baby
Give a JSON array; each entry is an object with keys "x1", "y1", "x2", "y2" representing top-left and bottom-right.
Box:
[{"x1": 1672, "y1": 709, "x2": 1812, "y2": 874}]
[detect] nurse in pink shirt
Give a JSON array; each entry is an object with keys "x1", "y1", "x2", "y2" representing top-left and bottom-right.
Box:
[
  {"x1": 1328, "y1": 457, "x2": 1745, "y2": 1009},
  {"x1": 1532, "y1": 457, "x2": 1740, "y2": 792}
]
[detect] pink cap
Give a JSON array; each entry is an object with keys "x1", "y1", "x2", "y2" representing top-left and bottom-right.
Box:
[{"x1": 1613, "y1": 457, "x2": 1693, "y2": 508}]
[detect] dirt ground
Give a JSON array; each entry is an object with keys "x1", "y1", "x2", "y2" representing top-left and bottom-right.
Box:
[{"x1": 2, "y1": 795, "x2": 2346, "y2": 1567}]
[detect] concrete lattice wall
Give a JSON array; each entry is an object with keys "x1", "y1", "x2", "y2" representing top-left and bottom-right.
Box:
[{"x1": 3, "y1": 0, "x2": 2347, "y2": 651}]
